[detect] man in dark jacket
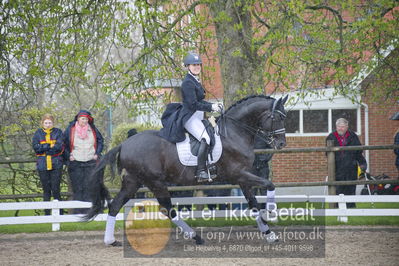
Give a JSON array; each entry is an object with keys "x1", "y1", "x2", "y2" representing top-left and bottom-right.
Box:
[
  {"x1": 391, "y1": 112, "x2": 399, "y2": 178},
  {"x1": 326, "y1": 118, "x2": 367, "y2": 208}
]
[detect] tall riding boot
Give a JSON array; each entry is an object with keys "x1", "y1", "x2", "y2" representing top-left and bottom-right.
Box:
[{"x1": 196, "y1": 139, "x2": 210, "y2": 181}]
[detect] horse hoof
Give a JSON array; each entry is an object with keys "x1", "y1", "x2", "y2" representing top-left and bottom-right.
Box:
[
  {"x1": 108, "y1": 240, "x2": 122, "y2": 247},
  {"x1": 265, "y1": 231, "x2": 279, "y2": 243},
  {"x1": 193, "y1": 235, "x2": 205, "y2": 245}
]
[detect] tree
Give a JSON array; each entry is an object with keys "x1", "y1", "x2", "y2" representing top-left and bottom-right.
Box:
[
  {"x1": 104, "y1": 0, "x2": 399, "y2": 106},
  {"x1": 1, "y1": 0, "x2": 398, "y2": 144}
]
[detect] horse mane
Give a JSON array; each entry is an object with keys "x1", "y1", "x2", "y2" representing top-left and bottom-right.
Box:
[{"x1": 224, "y1": 94, "x2": 274, "y2": 114}]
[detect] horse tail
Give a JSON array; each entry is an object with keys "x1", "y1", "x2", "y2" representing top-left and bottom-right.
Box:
[{"x1": 83, "y1": 145, "x2": 122, "y2": 221}]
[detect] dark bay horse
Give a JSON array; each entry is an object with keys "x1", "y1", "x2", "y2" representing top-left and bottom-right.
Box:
[{"x1": 85, "y1": 95, "x2": 288, "y2": 246}]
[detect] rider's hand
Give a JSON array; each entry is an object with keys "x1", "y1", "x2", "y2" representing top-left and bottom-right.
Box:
[{"x1": 211, "y1": 103, "x2": 223, "y2": 112}]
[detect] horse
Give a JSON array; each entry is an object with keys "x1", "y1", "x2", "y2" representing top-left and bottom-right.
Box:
[{"x1": 84, "y1": 94, "x2": 288, "y2": 246}]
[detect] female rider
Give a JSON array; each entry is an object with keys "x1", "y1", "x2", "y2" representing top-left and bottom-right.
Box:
[{"x1": 159, "y1": 52, "x2": 222, "y2": 181}]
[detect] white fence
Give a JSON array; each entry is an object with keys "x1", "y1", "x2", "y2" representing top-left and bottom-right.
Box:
[{"x1": 1, "y1": 194, "x2": 399, "y2": 231}]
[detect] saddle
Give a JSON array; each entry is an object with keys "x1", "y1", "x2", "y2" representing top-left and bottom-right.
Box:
[{"x1": 175, "y1": 119, "x2": 223, "y2": 172}]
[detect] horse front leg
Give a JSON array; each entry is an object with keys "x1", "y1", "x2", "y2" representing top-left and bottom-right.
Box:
[
  {"x1": 155, "y1": 190, "x2": 204, "y2": 245},
  {"x1": 239, "y1": 184, "x2": 259, "y2": 210},
  {"x1": 238, "y1": 170, "x2": 276, "y2": 213},
  {"x1": 238, "y1": 171, "x2": 279, "y2": 243}
]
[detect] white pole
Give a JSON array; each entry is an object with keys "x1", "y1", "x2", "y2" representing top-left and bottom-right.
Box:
[{"x1": 51, "y1": 200, "x2": 60, "y2": 231}]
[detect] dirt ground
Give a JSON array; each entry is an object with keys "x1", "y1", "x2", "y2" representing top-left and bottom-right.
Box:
[{"x1": 1, "y1": 226, "x2": 398, "y2": 266}]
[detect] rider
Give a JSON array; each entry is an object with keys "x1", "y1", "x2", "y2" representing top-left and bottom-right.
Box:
[{"x1": 159, "y1": 52, "x2": 222, "y2": 181}]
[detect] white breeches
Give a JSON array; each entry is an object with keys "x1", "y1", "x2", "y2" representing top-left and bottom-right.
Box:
[{"x1": 184, "y1": 111, "x2": 211, "y2": 145}]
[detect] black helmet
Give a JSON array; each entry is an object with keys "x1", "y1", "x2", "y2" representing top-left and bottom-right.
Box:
[
  {"x1": 390, "y1": 112, "x2": 399, "y2": 120},
  {"x1": 183, "y1": 52, "x2": 202, "y2": 66}
]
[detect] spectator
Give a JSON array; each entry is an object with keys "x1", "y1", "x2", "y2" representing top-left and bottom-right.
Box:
[
  {"x1": 63, "y1": 110, "x2": 104, "y2": 214},
  {"x1": 391, "y1": 112, "x2": 399, "y2": 179},
  {"x1": 32, "y1": 114, "x2": 64, "y2": 215},
  {"x1": 252, "y1": 133, "x2": 273, "y2": 209},
  {"x1": 326, "y1": 118, "x2": 367, "y2": 208}
]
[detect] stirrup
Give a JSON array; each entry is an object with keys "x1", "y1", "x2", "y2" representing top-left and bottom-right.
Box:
[
  {"x1": 208, "y1": 164, "x2": 217, "y2": 179},
  {"x1": 196, "y1": 170, "x2": 211, "y2": 182}
]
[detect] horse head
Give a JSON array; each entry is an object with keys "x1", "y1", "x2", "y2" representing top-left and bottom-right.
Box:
[
  {"x1": 259, "y1": 95, "x2": 288, "y2": 150},
  {"x1": 221, "y1": 95, "x2": 288, "y2": 150}
]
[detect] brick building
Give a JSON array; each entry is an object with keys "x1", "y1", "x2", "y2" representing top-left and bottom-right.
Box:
[
  {"x1": 133, "y1": 3, "x2": 398, "y2": 182},
  {"x1": 200, "y1": 47, "x2": 399, "y2": 183}
]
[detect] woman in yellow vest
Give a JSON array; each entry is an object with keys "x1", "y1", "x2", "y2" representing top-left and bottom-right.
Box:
[{"x1": 32, "y1": 114, "x2": 64, "y2": 215}]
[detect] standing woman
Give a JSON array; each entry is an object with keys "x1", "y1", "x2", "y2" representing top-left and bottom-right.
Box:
[
  {"x1": 32, "y1": 114, "x2": 64, "y2": 215},
  {"x1": 63, "y1": 110, "x2": 104, "y2": 213},
  {"x1": 159, "y1": 52, "x2": 222, "y2": 181}
]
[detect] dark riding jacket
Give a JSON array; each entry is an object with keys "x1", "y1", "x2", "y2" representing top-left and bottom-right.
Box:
[
  {"x1": 326, "y1": 130, "x2": 367, "y2": 181},
  {"x1": 32, "y1": 127, "x2": 64, "y2": 171},
  {"x1": 159, "y1": 73, "x2": 213, "y2": 143}
]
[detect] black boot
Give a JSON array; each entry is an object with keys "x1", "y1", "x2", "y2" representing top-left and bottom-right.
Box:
[{"x1": 196, "y1": 139, "x2": 210, "y2": 182}]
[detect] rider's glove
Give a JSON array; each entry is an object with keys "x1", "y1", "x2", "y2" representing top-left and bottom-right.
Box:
[{"x1": 211, "y1": 103, "x2": 223, "y2": 112}]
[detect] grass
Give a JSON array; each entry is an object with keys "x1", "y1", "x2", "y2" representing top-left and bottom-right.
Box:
[{"x1": 1, "y1": 202, "x2": 398, "y2": 234}]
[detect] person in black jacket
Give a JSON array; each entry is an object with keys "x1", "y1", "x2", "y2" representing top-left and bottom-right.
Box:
[
  {"x1": 391, "y1": 112, "x2": 399, "y2": 178},
  {"x1": 326, "y1": 118, "x2": 367, "y2": 208},
  {"x1": 32, "y1": 114, "x2": 64, "y2": 215},
  {"x1": 159, "y1": 52, "x2": 222, "y2": 181},
  {"x1": 63, "y1": 110, "x2": 104, "y2": 213}
]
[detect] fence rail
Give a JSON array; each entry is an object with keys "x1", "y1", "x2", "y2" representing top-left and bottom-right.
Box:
[
  {"x1": 1, "y1": 179, "x2": 398, "y2": 200},
  {"x1": 1, "y1": 195, "x2": 398, "y2": 231},
  {"x1": 1, "y1": 144, "x2": 398, "y2": 200},
  {"x1": 1, "y1": 144, "x2": 398, "y2": 164}
]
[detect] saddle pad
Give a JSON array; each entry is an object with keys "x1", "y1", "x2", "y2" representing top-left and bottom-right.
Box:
[{"x1": 176, "y1": 126, "x2": 222, "y2": 166}]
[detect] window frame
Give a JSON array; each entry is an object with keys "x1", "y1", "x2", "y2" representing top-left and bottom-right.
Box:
[{"x1": 285, "y1": 107, "x2": 361, "y2": 137}]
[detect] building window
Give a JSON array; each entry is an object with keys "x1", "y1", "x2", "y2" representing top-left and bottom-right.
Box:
[
  {"x1": 286, "y1": 110, "x2": 300, "y2": 133},
  {"x1": 286, "y1": 108, "x2": 360, "y2": 136},
  {"x1": 303, "y1": 110, "x2": 328, "y2": 133}
]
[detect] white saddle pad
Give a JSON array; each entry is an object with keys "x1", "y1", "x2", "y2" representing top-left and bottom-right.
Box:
[{"x1": 176, "y1": 127, "x2": 223, "y2": 166}]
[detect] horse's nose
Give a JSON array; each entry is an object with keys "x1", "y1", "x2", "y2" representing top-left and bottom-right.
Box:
[{"x1": 277, "y1": 141, "x2": 286, "y2": 149}]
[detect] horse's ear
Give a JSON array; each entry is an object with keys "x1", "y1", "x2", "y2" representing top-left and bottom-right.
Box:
[
  {"x1": 271, "y1": 98, "x2": 281, "y2": 115},
  {"x1": 281, "y1": 95, "x2": 288, "y2": 106}
]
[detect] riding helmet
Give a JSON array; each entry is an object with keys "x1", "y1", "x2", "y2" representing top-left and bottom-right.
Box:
[{"x1": 183, "y1": 52, "x2": 202, "y2": 66}]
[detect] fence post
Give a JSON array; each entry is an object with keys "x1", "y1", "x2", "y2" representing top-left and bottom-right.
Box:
[
  {"x1": 326, "y1": 140, "x2": 336, "y2": 208},
  {"x1": 337, "y1": 194, "x2": 348, "y2": 223},
  {"x1": 51, "y1": 200, "x2": 60, "y2": 231}
]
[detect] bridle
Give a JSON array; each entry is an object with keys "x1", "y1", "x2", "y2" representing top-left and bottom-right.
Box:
[{"x1": 217, "y1": 101, "x2": 286, "y2": 145}]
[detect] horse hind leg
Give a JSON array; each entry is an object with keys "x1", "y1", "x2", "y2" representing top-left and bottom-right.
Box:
[
  {"x1": 155, "y1": 193, "x2": 204, "y2": 245},
  {"x1": 104, "y1": 172, "x2": 142, "y2": 246}
]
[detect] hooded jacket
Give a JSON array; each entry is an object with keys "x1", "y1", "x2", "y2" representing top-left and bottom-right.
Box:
[{"x1": 63, "y1": 110, "x2": 104, "y2": 162}]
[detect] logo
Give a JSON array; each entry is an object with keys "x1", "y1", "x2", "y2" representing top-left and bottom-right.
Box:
[{"x1": 125, "y1": 200, "x2": 171, "y2": 255}]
